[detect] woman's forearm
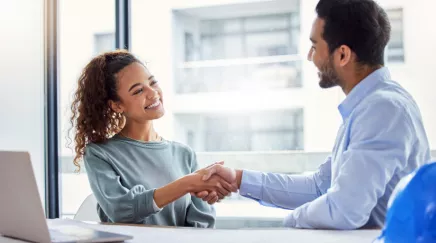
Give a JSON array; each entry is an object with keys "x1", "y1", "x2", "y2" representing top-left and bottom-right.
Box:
[
  {"x1": 153, "y1": 174, "x2": 201, "y2": 208},
  {"x1": 154, "y1": 172, "x2": 233, "y2": 208}
]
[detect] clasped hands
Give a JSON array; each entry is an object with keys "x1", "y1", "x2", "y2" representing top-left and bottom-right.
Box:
[{"x1": 187, "y1": 162, "x2": 239, "y2": 205}]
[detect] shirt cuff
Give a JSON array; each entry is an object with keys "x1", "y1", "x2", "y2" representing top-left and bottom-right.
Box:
[
  {"x1": 239, "y1": 170, "x2": 263, "y2": 200},
  {"x1": 283, "y1": 211, "x2": 297, "y2": 227},
  {"x1": 152, "y1": 198, "x2": 162, "y2": 212}
]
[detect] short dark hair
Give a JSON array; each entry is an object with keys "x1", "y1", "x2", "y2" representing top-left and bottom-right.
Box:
[{"x1": 316, "y1": 0, "x2": 391, "y2": 66}]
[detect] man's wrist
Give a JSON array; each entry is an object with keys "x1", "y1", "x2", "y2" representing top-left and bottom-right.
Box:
[{"x1": 235, "y1": 169, "x2": 243, "y2": 189}]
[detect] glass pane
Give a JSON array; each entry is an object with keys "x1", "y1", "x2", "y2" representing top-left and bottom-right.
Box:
[
  {"x1": 250, "y1": 112, "x2": 296, "y2": 130},
  {"x1": 175, "y1": 10, "x2": 300, "y2": 95},
  {"x1": 251, "y1": 132, "x2": 295, "y2": 150},
  {"x1": 201, "y1": 35, "x2": 243, "y2": 60},
  {"x1": 245, "y1": 31, "x2": 291, "y2": 57},
  {"x1": 184, "y1": 32, "x2": 195, "y2": 61},
  {"x1": 59, "y1": 0, "x2": 115, "y2": 219},
  {"x1": 94, "y1": 33, "x2": 115, "y2": 55},
  {"x1": 244, "y1": 15, "x2": 290, "y2": 32},
  {"x1": 386, "y1": 9, "x2": 404, "y2": 63},
  {"x1": 174, "y1": 111, "x2": 304, "y2": 152},
  {"x1": 197, "y1": 14, "x2": 296, "y2": 60},
  {"x1": 179, "y1": 61, "x2": 301, "y2": 93},
  {"x1": 201, "y1": 19, "x2": 242, "y2": 35}
]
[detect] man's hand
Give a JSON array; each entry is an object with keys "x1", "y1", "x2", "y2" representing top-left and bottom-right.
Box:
[
  {"x1": 186, "y1": 170, "x2": 236, "y2": 204},
  {"x1": 201, "y1": 164, "x2": 237, "y2": 184},
  {"x1": 192, "y1": 164, "x2": 242, "y2": 204}
]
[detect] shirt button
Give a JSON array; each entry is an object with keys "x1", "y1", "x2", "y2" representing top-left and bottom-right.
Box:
[{"x1": 247, "y1": 193, "x2": 251, "y2": 196}]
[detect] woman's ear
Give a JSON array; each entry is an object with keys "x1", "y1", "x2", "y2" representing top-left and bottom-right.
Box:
[{"x1": 108, "y1": 100, "x2": 123, "y2": 114}]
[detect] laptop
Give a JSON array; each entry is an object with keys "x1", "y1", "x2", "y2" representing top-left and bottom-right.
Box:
[{"x1": 0, "y1": 151, "x2": 133, "y2": 243}]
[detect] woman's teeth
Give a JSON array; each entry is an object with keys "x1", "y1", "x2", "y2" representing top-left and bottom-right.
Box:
[{"x1": 146, "y1": 100, "x2": 160, "y2": 109}]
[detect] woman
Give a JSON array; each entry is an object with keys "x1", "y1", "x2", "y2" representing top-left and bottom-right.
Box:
[{"x1": 69, "y1": 50, "x2": 235, "y2": 227}]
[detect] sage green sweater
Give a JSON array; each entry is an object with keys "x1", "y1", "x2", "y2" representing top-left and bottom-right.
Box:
[{"x1": 83, "y1": 134, "x2": 215, "y2": 227}]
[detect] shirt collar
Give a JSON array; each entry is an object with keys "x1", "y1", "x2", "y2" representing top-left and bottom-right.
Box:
[{"x1": 338, "y1": 67, "x2": 391, "y2": 120}]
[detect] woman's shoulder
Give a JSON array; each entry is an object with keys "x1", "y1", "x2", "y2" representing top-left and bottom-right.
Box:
[
  {"x1": 84, "y1": 137, "x2": 119, "y2": 157},
  {"x1": 168, "y1": 140, "x2": 195, "y2": 154}
]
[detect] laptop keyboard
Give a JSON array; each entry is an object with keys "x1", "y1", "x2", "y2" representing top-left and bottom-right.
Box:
[
  {"x1": 50, "y1": 229, "x2": 84, "y2": 242},
  {"x1": 47, "y1": 220, "x2": 131, "y2": 242}
]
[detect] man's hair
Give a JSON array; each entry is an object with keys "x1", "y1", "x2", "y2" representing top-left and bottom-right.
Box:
[{"x1": 316, "y1": 0, "x2": 391, "y2": 66}]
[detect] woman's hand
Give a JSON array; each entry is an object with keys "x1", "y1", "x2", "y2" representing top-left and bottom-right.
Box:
[
  {"x1": 184, "y1": 172, "x2": 236, "y2": 204},
  {"x1": 153, "y1": 162, "x2": 237, "y2": 208}
]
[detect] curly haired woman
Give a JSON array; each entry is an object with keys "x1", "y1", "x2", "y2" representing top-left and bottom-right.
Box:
[{"x1": 69, "y1": 50, "x2": 236, "y2": 227}]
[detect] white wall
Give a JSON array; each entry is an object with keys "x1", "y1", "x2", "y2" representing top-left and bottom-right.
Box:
[
  {"x1": 0, "y1": 0, "x2": 45, "y2": 205},
  {"x1": 390, "y1": 0, "x2": 436, "y2": 149}
]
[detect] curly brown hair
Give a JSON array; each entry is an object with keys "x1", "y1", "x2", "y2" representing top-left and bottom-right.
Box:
[{"x1": 69, "y1": 50, "x2": 143, "y2": 171}]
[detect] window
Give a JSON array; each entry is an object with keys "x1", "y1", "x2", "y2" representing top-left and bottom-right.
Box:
[
  {"x1": 53, "y1": 0, "x2": 436, "y2": 229},
  {"x1": 386, "y1": 8, "x2": 404, "y2": 63},
  {"x1": 94, "y1": 32, "x2": 115, "y2": 55},
  {"x1": 175, "y1": 12, "x2": 301, "y2": 94},
  {"x1": 167, "y1": 1, "x2": 305, "y2": 227},
  {"x1": 130, "y1": 0, "x2": 305, "y2": 227},
  {"x1": 174, "y1": 110, "x2": 304, "y2": 152},
  {"x1": 170, "y1": 1, "x2": 304, "y2": 156},
  {"x1": 59, "y1": 0, "x2": 115, "y2": 219}
]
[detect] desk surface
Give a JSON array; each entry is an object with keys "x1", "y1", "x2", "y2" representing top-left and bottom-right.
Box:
[{"x1": 0, "y1": 219, "x2": 382, "y2": 243}]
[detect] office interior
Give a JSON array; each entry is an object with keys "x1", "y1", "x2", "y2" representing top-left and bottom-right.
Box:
[{"x1": 1, "y1": 0, "x2": 435, "y2": 242}]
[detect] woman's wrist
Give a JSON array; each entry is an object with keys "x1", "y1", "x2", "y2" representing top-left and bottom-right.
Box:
[
  {"x1": 179, "y1": 173, "x2": 199, "y2": 193},
  {"x1": 154, "y1": 176, "x2": 194, "y2": 208}
]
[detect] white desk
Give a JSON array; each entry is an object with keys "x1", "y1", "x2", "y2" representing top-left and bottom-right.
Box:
[{"x1": 0, "y1": 220, "x2": 382, "y2": 243}]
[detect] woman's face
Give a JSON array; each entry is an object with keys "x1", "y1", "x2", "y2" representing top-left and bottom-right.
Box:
[{"x1": 110, "y1": 62, "x2": 165, "y2": 122}]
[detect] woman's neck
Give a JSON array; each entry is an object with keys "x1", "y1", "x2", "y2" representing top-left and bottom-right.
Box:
[{"x1": 120, "y1": 120, "x2": 159, "y2": 142}]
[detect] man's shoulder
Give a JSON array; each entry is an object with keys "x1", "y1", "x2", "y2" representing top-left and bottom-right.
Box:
[{"x1": 360, "y1": 80, "x2": 416, "y2": 113}]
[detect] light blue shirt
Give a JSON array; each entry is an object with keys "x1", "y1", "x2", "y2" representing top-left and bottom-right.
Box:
[{"x1": 239, "y1": 67, "x2": 430, "y2": 229}]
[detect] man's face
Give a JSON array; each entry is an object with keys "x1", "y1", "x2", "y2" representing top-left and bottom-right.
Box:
[{"x1": 308, "y1": 17, "x2": 342, "y2": 89}]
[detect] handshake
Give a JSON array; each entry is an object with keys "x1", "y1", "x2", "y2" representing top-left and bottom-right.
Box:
[{"x1": 186, "y1": 162, "x2": 242, "y2": 205}]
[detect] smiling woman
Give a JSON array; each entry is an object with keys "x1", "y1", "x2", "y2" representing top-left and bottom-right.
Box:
[
  {"x1": 68, "y1": 50, "x2": 237, "y2": 227},
  {"x1": 107, "y1": 61, "x2": 165, "y2": 124}
]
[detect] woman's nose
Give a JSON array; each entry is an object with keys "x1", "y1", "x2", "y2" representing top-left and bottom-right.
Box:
[{"x1": 145, "y1": 86, "x2": 158, "y2": 100}]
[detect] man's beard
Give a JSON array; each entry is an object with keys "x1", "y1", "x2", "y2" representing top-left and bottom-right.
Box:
[{"x1": 318, "y1": 57, "x2": 341, "y2": 89}]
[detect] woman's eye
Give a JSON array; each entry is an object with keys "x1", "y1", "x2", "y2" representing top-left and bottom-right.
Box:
[{"x1": 133, "y1": 88, "x2": 143, "y2": 95}]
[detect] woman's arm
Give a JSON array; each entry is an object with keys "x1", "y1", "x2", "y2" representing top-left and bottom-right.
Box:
[
  {"x1": 85, "y1": 144, "x2": 231, "y2": 223},
  {"x1": 155, "y1": 173, "x2": 234, "y2": 207}
]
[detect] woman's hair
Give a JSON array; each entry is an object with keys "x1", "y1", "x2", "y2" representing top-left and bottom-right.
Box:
[{"x1": 69, "y1": 50, "x2": 143, "y2": 170}]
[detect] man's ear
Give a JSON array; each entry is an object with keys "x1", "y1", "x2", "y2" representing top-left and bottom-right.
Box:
[
  {"x1": 108, "y1": 100, "x2": 123, "y2": 114},
  {"x1": 337, "y1": 45, "x2": 352, "y2": 67}
]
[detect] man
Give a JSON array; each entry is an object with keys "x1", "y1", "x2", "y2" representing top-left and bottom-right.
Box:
[{"x1": 195, "y1": 0, "x2": 431, "y2": 230}]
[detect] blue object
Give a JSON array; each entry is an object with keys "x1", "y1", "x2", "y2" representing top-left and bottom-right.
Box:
[{"x1": 376, "y1": 162, "x2": 436, "y2": 243}]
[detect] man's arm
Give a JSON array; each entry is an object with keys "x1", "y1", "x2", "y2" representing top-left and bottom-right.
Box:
[
  {"x1": 238, "y1": 157, "x2": 331, "y2": 209},
  {"x1": 284, "y1": 99, "x2": 413, "y2": 229},
  {"x1": 199, "y1": 156, "x2": 332, "y2": 210}
]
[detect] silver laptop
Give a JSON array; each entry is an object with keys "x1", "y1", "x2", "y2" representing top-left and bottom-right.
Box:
[{"x1": 0, "y1": 151, "x2": 133, "y2": 243}]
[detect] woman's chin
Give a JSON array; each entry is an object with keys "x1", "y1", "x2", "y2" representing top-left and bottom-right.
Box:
[{"x1": 145, "y1": 109, "x2": 165, "y2": 121}]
